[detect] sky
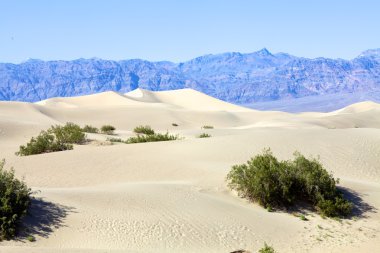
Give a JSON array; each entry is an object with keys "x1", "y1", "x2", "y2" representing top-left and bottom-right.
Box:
[{"x1": 0, "y1": 0, "x2": 379, "y2": 63}]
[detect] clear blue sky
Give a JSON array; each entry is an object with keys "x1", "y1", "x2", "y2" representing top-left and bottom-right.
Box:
[{"x1": 1, "y1": 0, "x2": 379, "y2": 63}]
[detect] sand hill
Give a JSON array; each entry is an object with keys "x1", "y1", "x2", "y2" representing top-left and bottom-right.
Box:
[{"x1": 0, "y1": 89, "x2": 379, "y2": 253}]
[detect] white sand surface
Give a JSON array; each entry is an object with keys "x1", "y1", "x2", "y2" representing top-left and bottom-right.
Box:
[{"x1": 0, "y1": 89, "x2": 380, "y2": 252}]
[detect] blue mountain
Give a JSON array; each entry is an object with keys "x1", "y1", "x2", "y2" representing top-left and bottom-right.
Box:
[{"x1": 1, "y1": 48, "x2": 379, "y2": 111}]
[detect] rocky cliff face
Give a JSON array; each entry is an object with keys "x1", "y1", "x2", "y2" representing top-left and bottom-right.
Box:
[{"x1": 0, "y1": 48, "x2": 379, "y2": 104}]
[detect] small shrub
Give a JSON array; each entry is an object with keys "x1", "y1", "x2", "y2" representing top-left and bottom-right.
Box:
[
  {"x1": 107, "y1": 137, "x2": 124, "y2": 143},
  {"x1": 49, "y1": 122, "x2": 85, "y2": 145},
  {"x1": 26, "y1": 235, "x2": 35, "y2": 242},
  {"x1": 101, "y1": 125, "x2": 116, "y2": 135},
  {"x1": 0, "y1": 160, "x2": 32, "y2": 240},
  {"x1": 198, "y1": 133, "x2": 211, "y2": 138},
  {"x1": 126, "y1": 132, "x2": 178, "y2": 144},
  {"x1": 317, "y1": 197, "x2": 353, "y2": 217},
  {"x1": 82, "y1": 125, "x2": 99, "y2": 133},
  {"x1": 133, "y1": 125, "x2": 155, "y2": 135},
  {"x1": 16, "y1": 122, "x2": 85, "y2": 156},
  {"x1": 226, "y1": 149, "x2": 353, "y2": 218},
  {"x1": 202, "y1": 125, "x2": 214, "y2": 129},
  {"x1": 259, "y1": 243, "x2": 276, "y2": 253},
  {"x1": 300, "y1": 215, "x2": 308, "y2": 221},
  {"x1": 172, "y1": 123, "x2": 178, "y2": 127},
  {"x1": 16, "y1": 131, "x2": 72, "y2": 156}
]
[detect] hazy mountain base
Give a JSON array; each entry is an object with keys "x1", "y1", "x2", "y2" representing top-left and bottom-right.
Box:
[{"x1": 246, "y1": 91, "x2": 380, "y2": 113}]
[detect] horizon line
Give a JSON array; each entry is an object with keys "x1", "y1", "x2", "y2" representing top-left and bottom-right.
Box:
[{"x1": 1, "y1": 47, "x2": 379, "y2": 65}]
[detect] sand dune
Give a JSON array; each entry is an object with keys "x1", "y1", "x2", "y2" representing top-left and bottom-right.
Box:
[
  {"x1": 125, "y1": 88, "x2": 253, "y2": 111},
  {"x1": 1, "y1": 89, "x2": 380, "y2": 252},
  {"x1": 36, "y1": 91, "x2": 146, "y2": 107},
  {"x1": 333, "y1": 101, "x2": 380, "y2": 114}
]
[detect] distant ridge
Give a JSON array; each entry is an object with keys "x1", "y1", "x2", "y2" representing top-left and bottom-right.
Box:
[{"x1": 1, "y1": 48, "x2": 380, "y2": 112}]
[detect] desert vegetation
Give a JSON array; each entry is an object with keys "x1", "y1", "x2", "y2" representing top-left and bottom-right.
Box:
[
  {"x1": 259, "y1": 243, "x2": 276, "y2": 253},
  {"x1": 50, "y1": 123, "x2": 85, "y2": 145},
  {"x1": 102, "y1": 125, "x2": 180, "y2": 144},
  {"x1": 16, "y1": 123, "x2": 180, "y2": 152},
  {"x1": 82, "y1": 124, "x2": 99, "y2": 133},
  {"x1": 16, "y1": 122, "x2": 85, "y2": 156},
  {"x1": 123, "y1": 125, "x2": 180, "y2": 144},
  {"x1": 201, "y1": 125, "x2": 214, "y2": 129},
  {"x1": 26, "y1": 235, "x2": 36, "y2": 242},
  {"x1": 0, "y1": 159, "x2": 32, "y2": 240},
  {"x1": 100, "y1": 125, "x2": 116, "y2": 135},
  {"x1": 126, "y1": 132, "x2": 178, "y2": 144},
  {"x1": 198, "y1": 133, "x2": 211, "y2": 138},
  {"x1": 226, "y1": 149, "x2": 353, "y2": 218},
  {"x1": 133, "y1": 125, "x2": 155, "y2": 135},
  {"x1": 107, "y1": 137, "x2": 124, "y2": 143}
]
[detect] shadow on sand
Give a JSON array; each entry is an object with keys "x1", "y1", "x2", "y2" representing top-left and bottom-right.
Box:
[
  {"x1": 339, "y1": 186, "x2": 377, "y2": 218},
  {"x1": 16, "y1": 197, "x2": 76, "y2": 241},
  {"x1": 277, "y1": 186, "x2": 377, "y2": 220}
]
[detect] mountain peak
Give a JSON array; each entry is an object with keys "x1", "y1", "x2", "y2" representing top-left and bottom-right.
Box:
[
  {"x1": 358, "y1": 48, "x2": 380, "y2": 58},
  {"x1": 23, "y1": 58, "x2": 44, "y2": 63},
  {"x1": 256, "y1": 48, "x2": 272, "y2": 56}
]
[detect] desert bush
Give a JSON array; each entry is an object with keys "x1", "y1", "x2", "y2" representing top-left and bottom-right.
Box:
[
  {"x1": 0, "y1": 159, "x2": 32, "y2": 240},
  {"x1": 172, "y1": 123, "x2": 178, "y2": 127},
  {"x1": 317, "y1": 197, "x2": 353, "y2": 217},
  {"x1": 16, "y1": 131, "x2": 72, "y2": 156},
  {"x1": 202, "y1": 125, "x2": 214, "y2": 129},
  {"x1": 133, "y1": 125, "x2": 155, "y2": 135},
  {"x1": 259, "y1": 243, "x2": 276, "y2": 253},
  {"x1": 226, "y1": 149, "x2": 353, "y2": 218},
  {"x1": 26, "y1": 235, "x2": 35, "y2": 242},
  {"x1": 101, "y1": 125, "x2": 116, "y2": 135},
  {"x1": 107, "y1": 137, "x2": 124, "y2": 143},
  {"x1": 16, "y1": 122, "x2": 85, "y2": 156},
  {"x1": 125, "y1": 132, "x2": 178, "y2": 144},
  {"x1": 198, "y1": 133, "x2": 211, "y2": 138},
  {"x1": 82, "y1": 125, "x2": 99, "y2": 133},
  {"x1": 49, "y1": 122, "x2": 85, "y2": 145}
]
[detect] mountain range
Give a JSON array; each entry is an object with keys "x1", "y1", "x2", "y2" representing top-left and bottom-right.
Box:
[{"x1": 1, "y1": 48, "x2": 380, "y2": 112}]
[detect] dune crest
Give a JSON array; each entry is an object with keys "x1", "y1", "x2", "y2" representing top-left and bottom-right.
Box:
[
  {"x1": 333, "y1": 101, "x2": 380, "y2": 114},
  {"x1": 36, "y1": 91, "x2": 144, "y2": 108}
]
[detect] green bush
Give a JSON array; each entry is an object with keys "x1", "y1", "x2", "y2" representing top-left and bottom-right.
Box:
[
  {"x1": 49, "y1": 122, "x2": 85, "y2": 145},
  {"x1": 126, "y1": 132, "x2": 178, "y2": 144},
  {"x1": 0, "y1": 160, "x2": 32, "y2": 240},
  {"x1": 82, "y1": 125, "x2": 99, "y2": 133},
  {"x1": 202, "y1": 125, "x2": 214, "y2": 129},
  {"x1": 26, "y1": 235, "x2": 35, "y2": 242},
  {"x1": 16, "y1": 122, "x2": 85, "y2": 156},
  {"x1": 198, "y1": 133, "x2": 211, "y2": 138},
  {"x1": 16, "y1": 131, "x2": 73, "y2": 156},
  {"x1": 226, "y1": 149, "x2": 353, "y2": 218},
  {"x1": 107, "y1": 137, "x2": 124, "y2": 143},
  {"x1": 317, "y1": 197, "x2": 353, "y2": 217},
  {"x1": 101, "y1": 125, "x2": 116, "y2": 135},
  {"x1": 259, "y1": 243, "x2": 276, "y2": 253},
  {"x1": 133, "y1": 125, "x2": 155, "y2": 135}
]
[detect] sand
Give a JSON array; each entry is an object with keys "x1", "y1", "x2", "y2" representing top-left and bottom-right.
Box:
[{"x1": 0, "y1": 89, "x2": 379, "y2": 252}]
